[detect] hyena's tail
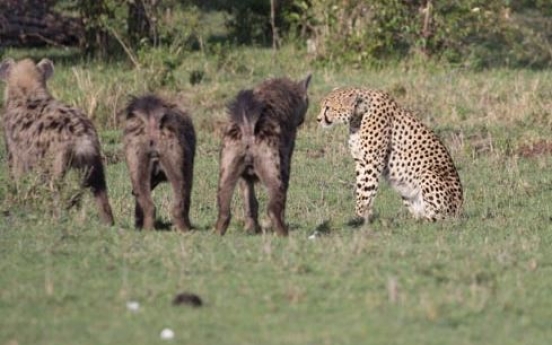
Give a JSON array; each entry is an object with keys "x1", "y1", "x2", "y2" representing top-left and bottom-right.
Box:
[
  {"x1": 228, "y1": 89, "x2": 263, "y2": 152},
  {"x1": 72, "y1": 136, "x2": 115, "y2": 225}
]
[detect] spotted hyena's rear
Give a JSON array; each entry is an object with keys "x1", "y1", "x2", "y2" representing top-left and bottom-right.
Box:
[
  {"x1": 122, "y1": 94, "x2": 195, "y2": 231},
  {"x1": 0, "y1": 58, "x2": 114, "y2": 225},
  {"x1": 215, "y1": 74, "x2": 311, "y2": 236}
]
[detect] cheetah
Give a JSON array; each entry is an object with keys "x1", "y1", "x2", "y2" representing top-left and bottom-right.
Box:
[{"x1": 317, "y1": 87, "x2": 463, "y2": 222}]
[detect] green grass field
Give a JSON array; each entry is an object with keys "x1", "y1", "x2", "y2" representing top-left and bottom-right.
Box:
[{"x1": 1, "y1": 46, "x2": 552, "y2": 345}]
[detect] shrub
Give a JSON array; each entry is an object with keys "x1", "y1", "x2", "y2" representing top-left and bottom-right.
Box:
[{"x1": 286, "y1": 0, "x2": 552, "y2": 68}]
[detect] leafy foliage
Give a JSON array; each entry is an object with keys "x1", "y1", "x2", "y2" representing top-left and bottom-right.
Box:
[
  {"x1": 12, "y1": 0, "x2": 552, "y2": 68},
  {"x1": 285, "y1": 0, "x2": 552, "y2": 68}
]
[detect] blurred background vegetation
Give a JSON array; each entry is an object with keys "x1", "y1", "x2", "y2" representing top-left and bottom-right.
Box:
[{"x1": 1, "y1": 0, "x2": 552, "y2": 69}]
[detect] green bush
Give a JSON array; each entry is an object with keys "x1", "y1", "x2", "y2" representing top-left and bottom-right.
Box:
[
  {"x1": 57, "y1": 0, "x2": 205, "y2": 59},
  {"x1": 286, "y1": 0, "x2": 552, "y2": 68},
  {"x1": 53, "y1": 0, "x2": 552, "y2": 68}
]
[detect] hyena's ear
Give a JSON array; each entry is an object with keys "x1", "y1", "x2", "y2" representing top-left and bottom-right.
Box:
[
  {"x1": 0, "y1": 58, "x2": 15, "y2": 81},
  {"x1": 116, "y1": 106, "x2": 128, "y2": 123},
  {"x1": 298, "y1": 73, "x2": 312, "y2": 92},
  {"x1": 122, "y1": 94, "x2": 144, "y2": 121},
  {"x1": 121, "y1": 95, "x2": 136, "y2": 120},
  {"x1": 37, "y1": 59, "x2": 54, "y2": 80}
]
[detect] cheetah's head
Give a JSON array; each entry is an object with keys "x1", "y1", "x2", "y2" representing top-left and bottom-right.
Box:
[{"x1": 317, "y1": 87, "x2": 359, "y2": 128}]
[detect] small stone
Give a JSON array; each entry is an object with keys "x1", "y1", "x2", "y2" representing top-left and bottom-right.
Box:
[
  {"x1": 126, "y1": 301, "x2": 140, "y2": 312},
  {"x1": 160, "y1": 328, "x2": 174, "y2": 340},
  {"x1": 308, "y1": 231, "x2": 320, "y2": 240}
]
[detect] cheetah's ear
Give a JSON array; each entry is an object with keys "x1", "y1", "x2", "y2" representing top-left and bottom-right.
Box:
[
  {"x1": 346, "y1": 92, "x2": 361, "y2": 112},
  {"x1": 0, "y1": 58, "x2": 15, "y2": 81},
  {"x1": 298, "y1": 73, "x2": 312, "y2": 92},
  {"x1": 37, "y1": 58, "x2": 54, "y2": 80}
]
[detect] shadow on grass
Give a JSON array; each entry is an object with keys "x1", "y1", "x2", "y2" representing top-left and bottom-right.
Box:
[
  {"x1": 148, "y1": 220, "x2": 206, "y2": 233},
  {"x1": 306, "y1": 220, "x2": 334, "y2": 239},
  {"x1": 153, "y1": 219, "x2": 174, "y2": 231},
  {"x1": 346, "y1": 217, "x2": 366, "y2": 229},
  {"x1": 344, "y1": 214, "x2": 400, "y2": 231},
  {"x1": 314, "y1": 220, "x2": 332, "y2": 234}
]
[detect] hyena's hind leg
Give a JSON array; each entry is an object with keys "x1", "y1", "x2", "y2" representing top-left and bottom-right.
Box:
[
  {"x1": 43, "y1": 148, "x2": 76, "y2": 220},
  {"x1": 159, "y1": 156, "x2": 193, "y2": 232},
  {"x1": 254, "y1": 150, "x2": 288, "y2": 237},
  {"x1": 215, "y1": 147, "x2": 245, "y2": 235},
  {"x1": 81, "y1": 153, "x2": 115, "y2": 225},
  {"x1": 239, "y1": 178, "x2": 261, "y2": 234},
  {"x1": 126, "y1": 150, "x2": 154, "y2": 229}
]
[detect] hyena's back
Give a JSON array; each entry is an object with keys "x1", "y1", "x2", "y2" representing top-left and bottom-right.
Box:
[
  {"x1": 1, "y1": 57, "x2": 114, "y2": 225},
  {"x1": 224, "y1": 89, "x2": 263, "y2": 168},
  {"x1": 215, "y1": 74, "x2": 312, "y2": 236},
  {"x1": 5, "y1": 99, "x2": 103, "y2": 173},
  {"x1": 122, "y1": 94, "x2": 196, "y2": 231}
]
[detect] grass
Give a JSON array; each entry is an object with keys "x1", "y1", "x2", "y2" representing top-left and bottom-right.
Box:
[{"x1": 1, "y1": 45, "x2": 552, "y2": 345}]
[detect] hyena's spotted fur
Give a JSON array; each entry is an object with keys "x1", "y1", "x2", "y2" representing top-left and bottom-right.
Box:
[
  {"x1": 0, "y1": 58, "x2": 114, "y2": 225},
  {"x1": 122, "y1": 94, "x2": 196, "y2": 231},
  {"x1": 215, "y1": 74, "x2": 312, "y2": 236}
]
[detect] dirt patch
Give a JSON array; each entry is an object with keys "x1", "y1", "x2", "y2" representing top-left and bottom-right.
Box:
[
  {"x1": 517, "y1": 140, "x2": 552, "y2": 158},
  {"x1": 173, "y1": 292, "x2": 203, "y2": 308}
]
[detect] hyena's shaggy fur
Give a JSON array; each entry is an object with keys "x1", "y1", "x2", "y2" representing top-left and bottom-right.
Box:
[
  {"x1": 122, "y1": 94, "x2": 196, "y2": 231},
  {"x1": 0, "y1": 58, "x2": 114, "y2": 225},
  {"x1": 215, "y1": 74, "x2": 311, "y2": 236}
]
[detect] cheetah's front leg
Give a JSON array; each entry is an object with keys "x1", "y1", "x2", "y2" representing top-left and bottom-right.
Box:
[{"x1": 354, "y1": 159, "x2": 381, "y2": 223}]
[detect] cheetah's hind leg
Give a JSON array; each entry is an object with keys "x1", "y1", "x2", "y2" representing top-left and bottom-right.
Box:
[{"x1": 404, "y1": 174, "x2": 448, "y2": 221}]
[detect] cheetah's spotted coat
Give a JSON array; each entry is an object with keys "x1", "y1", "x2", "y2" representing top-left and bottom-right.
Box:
[{"x1": 317, "y1": 87, "x2": 463, "y2": 222}]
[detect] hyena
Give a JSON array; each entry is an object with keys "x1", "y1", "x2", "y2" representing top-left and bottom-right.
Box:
[
  {"x1": 0, "y1": 58, "x2": 114, "y2": 225},
  {"x1": 215, "y1": 74, "x2": 312, "y2": 236},
  {"x1": 122, "y1": 94, "x2": 196, "y2": 231}
]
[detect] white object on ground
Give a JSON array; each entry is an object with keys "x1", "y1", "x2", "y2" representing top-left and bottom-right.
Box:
[
  {"x1": 308, "y1": 231, "x2": 320, "y2": 240},
  {"x1": 160, "y1": 328, "x2": 175, "y2": 340},
  {"x1": 126, "y1": 301, "x2": 140, "y2": 312}
]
